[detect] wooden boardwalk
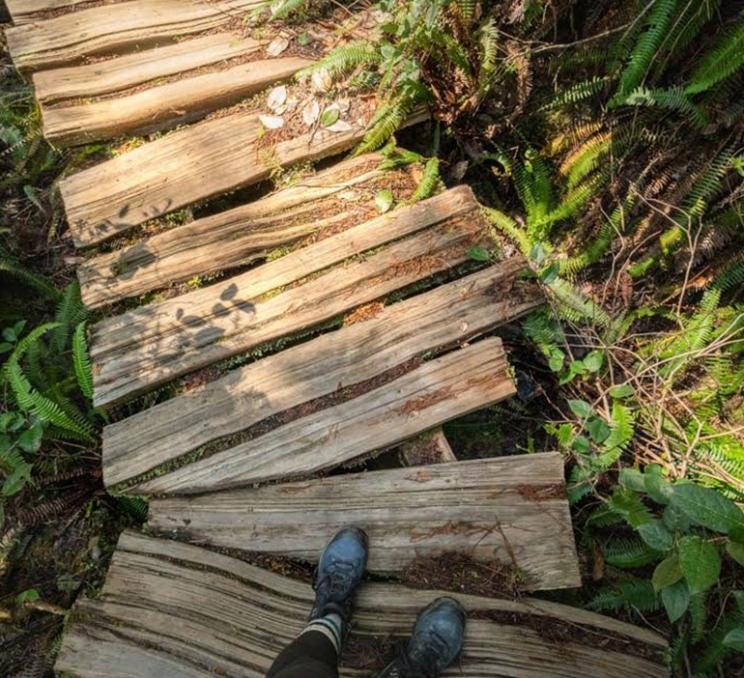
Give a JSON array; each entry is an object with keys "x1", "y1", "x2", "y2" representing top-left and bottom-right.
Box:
[
  {"x1": 3, "y1": 2, "x2": 669, "y2": 675},
  {"x1": 56, "y1": 532, "x2": 668, "y2": 678}
]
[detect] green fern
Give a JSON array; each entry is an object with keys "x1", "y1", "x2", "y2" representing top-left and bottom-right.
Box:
[
  {"x1": 543, "y1": 76, "x2": 609, "y2": 110},
  {"x1": 3, "y1": 323, "x2": 94, "y2": 442},
  {"x1": 297, "y1": 41, "x2": 380, "y2": 82},
  {"x1": 686, "y1": 17, "x2": 744, "y2": 95},
  {"x1": 588, "y1": 578, "x2": 660, "y2": 612},
  {"x1": 409, "y1": 158, "x2": 443, "y2": 203},
  {"x1": 50, "y1": 281, "x2": 86, "y2": 356},
  {"x1": 623, "y1": 86, "x2": 708, "y2": 128},
  {"x1": 72, "y1": 321, "x2": 93, "y2": 400},
  {"x1": 613, "y1": 0, "x2": 680, "y2": 101},
  {"x1": 604, "y1": 536, "x2": 661, "y2": 568}
]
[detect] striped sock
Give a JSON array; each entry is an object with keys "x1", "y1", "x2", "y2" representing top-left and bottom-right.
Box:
[{"x1": 301, "y1": 613, "x2": 344, "y2": 654}]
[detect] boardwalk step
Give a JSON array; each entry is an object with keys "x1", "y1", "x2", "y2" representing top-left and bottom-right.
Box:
[
  {"x1": 4, "y1": 0, "x2": 97, "y2": 25},
  {"x1": 60, "y1": 104, "x2": 403, "y2": 247},
  {"x1": 78, "y1": 153, "x2": 419, "y2": 308},
  {"x1": 149, "y1": 454, "x2": 581, "y2": 590},
  {"x1": 120, "y1": 338, "x2": 514, "y2": 494},
  {"x1": 55, "y1": 531, "x2": 669, "y2": 677},
  {"x1": 90, "y1": 186, "x2": 487, "y2": 407},
  {"x1": 102, "y1": 264, "x2": 542, "y2": 490},
  {"x1": 40, "y1": 54, "x2": 311, "y2": 146},
  {"x1": 5, "y1": 0, "x2": 263, "y2": 72}
]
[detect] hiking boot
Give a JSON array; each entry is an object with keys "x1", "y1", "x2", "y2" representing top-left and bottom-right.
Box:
[
  {"x1": 378, "y1": 597, "x2": 466, "y2": 678},
  {"x1": 310, "y1": 527, "x2": 369, "y2": 623}
]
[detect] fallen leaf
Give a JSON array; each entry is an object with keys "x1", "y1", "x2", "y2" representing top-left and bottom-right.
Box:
[
  {"x1": 327, "y1": 120, "x2": 354, "y2": 133},
  {"x1": 311, "y1": 69, "x2": 332, "y2": 93},
  {"x1": 266, "y1": 36, "x2": 289, "y2": 57},
  {"x1": 375, "y1": 189, "x2": 394, "y2": 213},
  {"x1": 302, "y1": 100, "x2": 320, "y2": 126},
  {"x1": 259, "y1": 114, "x2": 285, "y2": 129},
  {"x1": 320, "y1": 108, "x2": 340, "y2": 127},
  {"x1": 267, "y1": 85, "x2": 288, "y2": 113}
]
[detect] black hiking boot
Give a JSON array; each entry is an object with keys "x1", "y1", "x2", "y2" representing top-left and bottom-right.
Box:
[
  {"x1": 377, "y1": 597, "x2": 466, "y2": 678},
  {"x1": 310, "y1": 527, "x2": 369, "y2": 624}
]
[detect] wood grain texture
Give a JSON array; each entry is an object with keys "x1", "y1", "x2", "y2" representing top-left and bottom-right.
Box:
[
  {"x1": 55, "y1": 531, "x2": 669, "y2": 677},
  {"x1": 149, "y1": 454, "x2": 580, "y2": 589},
  {"x1": 129, "y1": 338, "x2": 515, "y2": 494},
  {"x1": 33, "y1": 33, "x2": 262, "y2": 104},
  {"x1": 78, "y1": 154, "x2": 412, "y2": 308},
  {"x1": 90, "y1": 187, "x2": 482, "y2": 407},
  {"x1": 5, "y1": 0, "x2": 100, "y2": 24},
  {"x1": 102, "y1": 262, "x2": 542, "y2": 488},
  {"x1": 6, "y1": 0, "x2": 264, "y2": 72},
  {"x1": 60, "y1": 106, "x2": 427, "y2": 247},
  {"x1": 41, "y1": 57, "x2": 312, "y2": 146}
]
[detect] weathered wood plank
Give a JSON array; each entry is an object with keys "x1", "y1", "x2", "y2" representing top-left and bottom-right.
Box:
[
  {"x1": 41, "y1": 56, "x2": 312, "y2": 146},
  {"x1": 78, "y1": 154, "x2": 415, "y2": 308},
  {"x1": 60, "y1": 106, "x2": 426, "y2": 247},
  {"x1": 149, "y1": 454, "x2": 580, "y2": 589},
  {"x1": 5, "y1": 0, "x2": 263, "y2": 72},
  {"x1": 33, "y1": 33, "x2": 262, "y2": 104},
  {"x1": 102, "y1": 261, "x2": 541, "y2": 488},
  {"x1": 5, "y1": 0, "x2": 101, "y2": 25},
  {"x1": 399, "y1": 428, "x2": 457, "y2": 465},
  {"x1": 55, "y1": 531, "x2": 669, "y2": 677},
  {"x1": 127, "y1": 338, "x2": 514, "y2": 494},
  {"x1": 90, "y1": 187, "x2": 482, "y2": 407}
]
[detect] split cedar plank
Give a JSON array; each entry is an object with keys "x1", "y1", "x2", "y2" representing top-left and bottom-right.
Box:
[
  {"x1": 32, "y1": 33, "x2": 263, "y2": 104},
  {"x1": 41, "y1": 56, "x2": 312, "y2": 147},
  {"x1": 60, "y1": 106, "x2": 427, "y2": 247},
  {"x1": 78, "y1": 153, "x2": 408, "y2": 308},
  {"x1": 90, "y1": 187, "x2": 481, "y2": 407},
  {"x1": 5, "y1": 0, "x2": 264, "y2": 72},
  {"x1": 399, "y1": 428, "x2": 457, "y2": 465},
  {"x1": 55, "y1": 531, "x2": 669, "y2": 677},
  {"x1": 102, "y1": 261, "x2": 542, "y2": 488},
  {"x1": 129, "y1": 338, "x2": 514, "y2": 494},
  {"x1": 148, "y1": 454, "x2": 580, "y2": 589},
  {"x1": 5, "y1": 0, "x2": 99, "y2": 24}
]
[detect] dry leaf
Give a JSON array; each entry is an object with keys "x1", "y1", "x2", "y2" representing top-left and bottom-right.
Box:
[
  {"x1": 327, "y1": 120, "x2": 354, "y2": 133},
  {"x1": 259, "y1": 114, "x2": 285, "y2": 129},
  {"x1": 302, "y1": 100, "x2": 320, "y2": 126},
  {"x1": 311, "y1": 69, "x2": 333, "y2": 93},
  {"x1": 267, "y1": 85, "x2": 288, "y2": 113},
  {"x1": 266, "y1": 36, "x2": 289, "y2": 57}
]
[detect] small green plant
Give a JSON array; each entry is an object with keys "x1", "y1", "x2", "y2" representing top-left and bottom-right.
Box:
[
  {"x1": 589, "y1": 465, "x2": 744, "y2": 674},
  {"x1": 0, "y1": 282, "x2": 100, "y2": 498}
]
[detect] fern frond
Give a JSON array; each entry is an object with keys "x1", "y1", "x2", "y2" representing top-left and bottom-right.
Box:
[
  {"x1": 604, "y1": 537, "x2": 661, "y2": 568},
  {"x1": 597, "y1": 404, "x2": 636, "y2": 469},
  {"x1": 623, "y1": 86, "x2": 708, "y2": 129},
  {"x1": 588, "y1": 579, "x2": 659, "y2": 612},
  {"x1": 613, "y1": 0, "x2": 680, "y2": 101},
  {"x1": 686, "y1": 17, "x2": 744, "y2": 95},
  {"x1": 409, "y1": 158, "x2": 443, "y2": 203},
  {"x1": 51, "y1": 281, "x2": 86, "y2": 355},
  {"x1": 482, "y1": 206, "x2": 531, "y2": 257},
  {"x1": 297, "y1": 41, "x2": 380, "y2": 82},
  {"x1": 72, "y1": 321, "x2": 93, "y2": 400},
  {"x1": 543, "y1": 76, "x2": 609, "y2": 110}
]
